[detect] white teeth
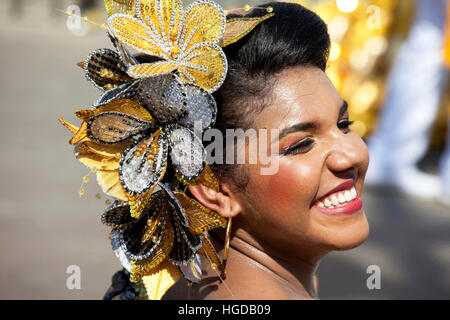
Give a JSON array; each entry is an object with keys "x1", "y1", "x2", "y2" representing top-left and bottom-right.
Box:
[
  {"x1": 331, "y1": 195, "x2": 339, "y2": 205},
  {"x1": 344, "y1": 190, "x2": 352, "y2": 201},
  {"x1": 315, "y1": 186, "x2": 358, "y2": 209}
]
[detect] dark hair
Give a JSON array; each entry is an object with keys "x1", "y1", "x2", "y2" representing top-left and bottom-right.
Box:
[{"x1": 210, "y1": 2, "x2": 330, "y2": 188}]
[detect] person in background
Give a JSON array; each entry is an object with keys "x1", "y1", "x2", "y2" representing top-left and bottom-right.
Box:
[{"x1": 366, "y1": 0, "x2": 450, "y2": 204}]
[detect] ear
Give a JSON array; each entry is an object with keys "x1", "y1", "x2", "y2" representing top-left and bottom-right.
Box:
[{"x1": 188, "y1": 184, "x2": 242, "y2": 219}]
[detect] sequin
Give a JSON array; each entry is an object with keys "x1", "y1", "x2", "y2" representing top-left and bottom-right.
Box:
[
  {"x1": 166, "y1": 125, "x2": 206, "y2": 180},
  {"x1": 103, "y1": 201, "x2": 135, "y2": 227},
  {"x1": 174, "y1": 192, "x2": 226, "y2": 234},
  {"x1": 87, "y1": 111, "x2": 156, "y2": 144},
  {"x1": 94, "y1": 82, "x2": 140, "y2": 107},
  {"x1": 138, "y1": 74, "x2": 188, "y2": 124},
  {"x1": 158, "y1": 183, "x2": 203, "y2": 266},
  {"x1": 176, "y1": 82, "x2": 217, "y2": 131},
  {"x1": 83, "y1": 48, "x2": 133, "y2": 91},
  {"x1": 141, "y1": 260, "x2": 182, "y2": 300},
  {"x1": 220, "y1": 13, "x2": 275, "y2": 47},
  {"x1": 78, "y1": 98, "x2": 155, "y2": 123},
  {"x1": 75, "y1": 143, "x2": 120, "y2": 171},
  {"x1": 137, "y1": 73, "x2": 217, "y2": 130},
  {"x1": 108, "y1": 0, "x2": 228, "y2": 93},
  {"x1": 119, "y1": 129, "x2": 168, "y2": 195},
  {"x1": 176, "y1": 163, "x2": 219, "y2": 192},
  {"x1": 104, "y1": 0, "x2": 136, "y2": 17}
]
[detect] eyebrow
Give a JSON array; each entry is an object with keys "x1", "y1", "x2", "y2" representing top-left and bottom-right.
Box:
[{"x1": 277, "y1": 100, "x2": 348, "y2": 141}]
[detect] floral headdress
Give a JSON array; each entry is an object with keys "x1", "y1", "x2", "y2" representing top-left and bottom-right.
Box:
[{"x1": 59, "y1": 0, "x2": 274, "y2": 300}]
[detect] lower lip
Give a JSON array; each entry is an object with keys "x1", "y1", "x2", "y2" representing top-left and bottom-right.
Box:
[{"x1": 313, "y1": 196, "x2": 363, "y2": 216}]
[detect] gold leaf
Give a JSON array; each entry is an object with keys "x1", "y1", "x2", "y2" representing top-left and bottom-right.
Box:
[
  {"x1": 69, "y1": 121, "x2": 90, "y2": 145},
  {"x1": 75, "y1": 143, "x2": 120, "y2": 171},
  {"x1": 129, "y1": 61, "x2": 178, "y2": 78},
  {"x1": 96, "y1": 170, "x2": 128, "y2": 201},
  {"x1": 58, "y1": 118, "x2": 79, "y2": 135},
  {"x1": 128, "y1": 185, "x2": 156, "y2": 219},
  {"x1": 178, "y1": 43, "x2": 226, "y2": 93},
  {"x1": 141, "y1": 260, "x2": 182, "y2": 300},
  {"x1": 75, "y1": 99, "x2": 154, "y2": 122},
  {"x1": 182, "y1": 1, "x2": 225, "y2": 50},
  {"x1": 130, "y1": 221, "x2": 175, "y2": 283},
  {"x1": 174, "y1": 192, "x2": 226, "y2": 234},
  {"x1": 104, "y1": 0, "x2": 135, "y2": 17},
  {"x1": 141, "y1": 205, "x2": 165, "y2": 244},
  {"x1": 84, "y1": 140, "x2": 128, "y2": 159},
  {"x1": 176, "y1": 164, "x2": 219, "y2": 192},
  {"x1": 221, "y1": 13, "x2": 275, "y2": 47}
]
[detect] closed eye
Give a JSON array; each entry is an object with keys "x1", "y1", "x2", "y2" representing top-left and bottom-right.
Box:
[
  {"x1": 282, "y1": 137, "x2": 315, "y2": 155},
  {"x1": 338, "y1": 119, "x2": 354, "y2": 132}
]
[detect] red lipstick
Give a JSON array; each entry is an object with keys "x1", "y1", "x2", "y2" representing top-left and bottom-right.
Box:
[
  {"x1": 315, "y1": 179, "x2": 355, "y2": 203},
  {"x1": 313, "y1": 179, "x2": 363, "y2": 216},
  {"x1": 314, "y1": 196, "x2": 363, "y2": 216}
]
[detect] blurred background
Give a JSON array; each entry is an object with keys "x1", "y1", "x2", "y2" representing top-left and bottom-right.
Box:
[{"x1": 0, "y1": 0, "x2": 449, "y2": 299}]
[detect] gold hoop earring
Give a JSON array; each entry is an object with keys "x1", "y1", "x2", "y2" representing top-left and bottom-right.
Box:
[{"x1": 222, "y1": 217, "x2": 232, "y2": 277}]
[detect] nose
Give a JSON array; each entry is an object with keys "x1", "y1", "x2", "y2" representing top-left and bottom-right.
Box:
[{"x1": 325, "y1": 130, "x2": 369, "y2": 177}]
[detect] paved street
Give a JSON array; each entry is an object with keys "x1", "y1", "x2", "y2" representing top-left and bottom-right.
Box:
[{"x1": 0, "y1": 1, "x2": 449, "y2": 300}]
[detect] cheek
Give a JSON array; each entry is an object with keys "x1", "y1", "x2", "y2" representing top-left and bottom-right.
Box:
[{"x1": 250, "y1": 157, "x2": 322, "y2": 216}]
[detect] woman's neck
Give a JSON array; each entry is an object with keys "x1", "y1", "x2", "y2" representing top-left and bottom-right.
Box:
[{"x1": 209, "y1": 228, "x2": 323, "y2": 299}]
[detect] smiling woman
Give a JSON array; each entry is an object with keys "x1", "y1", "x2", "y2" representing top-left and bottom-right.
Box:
[
  {"x1": 165, "y1": 2, "x2": 370, "y2": 300},
  {"x1": 61, "y1": 0, "x2": 369, "y2": 301}
]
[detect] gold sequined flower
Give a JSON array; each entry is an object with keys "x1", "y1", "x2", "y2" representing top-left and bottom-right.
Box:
[
  {"x1": 58, "y1": 98, "x2": 156, "y2": 202},
  {"x1": 108, "y1": 0, "x2": 228, "y2": 93}
]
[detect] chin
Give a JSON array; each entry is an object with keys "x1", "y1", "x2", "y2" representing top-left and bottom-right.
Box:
[{"x1": 320, "y1": 211, "x2": 370, "y2": 251}]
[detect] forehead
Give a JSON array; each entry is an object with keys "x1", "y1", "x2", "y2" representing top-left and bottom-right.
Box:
[{"x1": 254, "y1": 66, "x2": 342, "y2": 129}]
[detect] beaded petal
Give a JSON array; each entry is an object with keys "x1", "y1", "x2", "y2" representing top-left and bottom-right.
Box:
[
  {"x1": 221, "y1": 13, "x2": 275, "y2": 47},
  {"x1": 104, "y1": 0, "x2": 136, "y2": 17},
  {"x1": 141, "y1": 260, "x2": 182, "y2": 300},
  {"x1": 174, "y1": 191, "x2": 226, "y2": 234},
  {"x1": 83, "y1": 48, "x2": 133, "y2": 91},
  {"x1": 166, "y1": 125, "x2": 206, "y2": 180},
  {"x1": 158, "y1": 183, "x2": 203, "y2": 266},
  {"x1": 119, "y1": 129, "x2": 168, "y2": 196},
  {"x1": 87, "y1": 111, "x2": 156, "y2": 144},
  {"x1": 97, "y1": 170, "x2": 129, "y2": 201},
  {"x1": 108, "y1": 0, "x2": 228, "y2": 93}
]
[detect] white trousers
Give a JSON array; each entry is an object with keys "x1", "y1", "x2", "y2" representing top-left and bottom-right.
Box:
[{"x1": 367, "y1": 0, "x2": 450, "y2": 191}]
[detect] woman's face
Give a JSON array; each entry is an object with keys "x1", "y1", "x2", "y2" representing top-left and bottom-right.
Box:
[{"x1": 234, "y1": 66, "x2": 370, "y2": 263}]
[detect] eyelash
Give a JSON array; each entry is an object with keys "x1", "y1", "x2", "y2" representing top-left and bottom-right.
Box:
[
  {"x1": 338, "y1": 119, "x2": 354, "y2": 131},
  {"x1": 283, "y1": 119, "x2": 354, "y2": 155},
  {"x1": 282, "y1": 137, "x2": 315, "y2": 155}
]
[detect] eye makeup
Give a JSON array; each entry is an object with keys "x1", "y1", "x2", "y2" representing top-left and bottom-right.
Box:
[
  {"x1": 281, "y1": 137, "x2": 315, "y2": 155},
  {"x1": 278, "y1": 100, "x2": 352, "y2": 156},
  {"x1": 337, "y1": 119, "x2": 354, "y2": 131}
]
